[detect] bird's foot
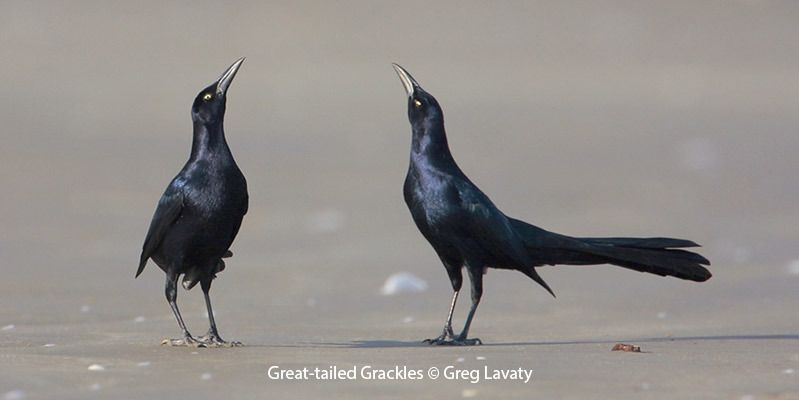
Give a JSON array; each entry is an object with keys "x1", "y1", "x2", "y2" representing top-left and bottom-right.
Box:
[
  {"x1": 196, "y1": 333, "x2": 242, "y2": 348},
  {"x1": 423, "y1": 327, "x2": 456, "y2": 345},
  {"x1": 423, "y1": 336, "x2": 482, "y2": 346},
  {"x1": 161, "y1": 335, "x2": 206, "y2": 348},
  {"x1": 423, "y1": 334, "x2": 450, "y2": 345}
]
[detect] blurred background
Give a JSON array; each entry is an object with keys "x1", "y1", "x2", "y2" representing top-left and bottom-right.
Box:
[{"x1": 1, "y1": 1, "x2": 797, "y2": 398}]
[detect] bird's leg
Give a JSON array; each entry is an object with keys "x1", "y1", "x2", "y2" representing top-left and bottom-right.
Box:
[
  {"x1": 423, "y1": 290, "x2": 459, "y2": 344},
  {"x1": 452, "y1": 267, "x2": 483, "y2": 346},
  {"x1": 197, "y1": 278, "x2": 242, "y2": 347},
  {"x1": 162, "y1": 272, "x2": 202, "y2": 347},
  {"x1": 425, "y1": 264, "x2": 463, "y2": 345},
  {"x1": 443, "y1": 290, "x2": 458, "y2": 338}
]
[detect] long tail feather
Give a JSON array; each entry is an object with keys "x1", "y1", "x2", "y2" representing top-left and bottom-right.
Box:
[
  {"x1": 509, "y1": 218, "x2": 712, "y2": 282},
  {"x1": 577, "y1": 239, "x2": 711, "y2": 281}
]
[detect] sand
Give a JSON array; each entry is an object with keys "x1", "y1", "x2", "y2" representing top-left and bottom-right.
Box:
[{"x1": 1, "y1": 1, "x2": 798, "y2": 399}]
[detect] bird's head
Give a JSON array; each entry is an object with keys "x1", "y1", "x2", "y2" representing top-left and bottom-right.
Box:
[
  {"x1": 392, "y1": 63, "x2": 444, "y2": 132},
  {"x1": 191, "y1": 58, "x2": 245, "y2": 125}
]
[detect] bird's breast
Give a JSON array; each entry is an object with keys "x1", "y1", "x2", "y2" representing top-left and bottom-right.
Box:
[
  {"x1": 181, "y1": 165, "x2": 247, "y2": 217},
  {"x1": 404, "y1": 170, "x2": 463, "y2": 235}
]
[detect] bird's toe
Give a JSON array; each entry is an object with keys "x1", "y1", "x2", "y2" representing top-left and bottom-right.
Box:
[
  {"x1": 424, "y1": 336, "x2": 483, "y2": 346},
  {"x1": 197, "y1": 333, "x2": 243, "y2": 348},
  {"x1": 423, "y1": 335, "x2": 451, "y2": 345},
  {"x1": 161, "y1": 335, "x2": 206, "y2": 348}
]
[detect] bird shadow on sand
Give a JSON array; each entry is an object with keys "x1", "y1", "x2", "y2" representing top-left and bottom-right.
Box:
[
  {"x1": 239, "y1": 340, "x2": 425, "y2": 349},
  {"x1": 318, "y1": 334, "x2": 799, "y2": 349},
  {"x1": 308, "y1": 340, "x2": 432, "y2": 349},
  {"x1": 488, "y1": 334, "x2": 799, "y2": 348}
]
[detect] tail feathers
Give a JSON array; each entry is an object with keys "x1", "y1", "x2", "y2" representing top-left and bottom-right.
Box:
[
  {"x1": 520, "y1": 267, "x2": 556, "y2": 298},
  {"x1": 583, "y1": 242, "x2": 711, "y2": 282},
  {"x1": 508, "y1": 217, "x2": 711, "y2": 283},
  {"x1": 135, "y1": 254, "x2": 148, "y2": 278},
  {"x1": 136, "y1": 250, "x2": 231, "y2": 279},
  {"x1": 581, "y1": 237, "x2": 699, "y2": 249}
]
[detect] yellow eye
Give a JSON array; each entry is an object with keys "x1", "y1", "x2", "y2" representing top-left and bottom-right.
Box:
[
  {"x1": 414, "y1": 99, "x2": 422, "y2": 108},
  {"x1": 203, "y1": 93, "x2": 213, "y2": 101}
]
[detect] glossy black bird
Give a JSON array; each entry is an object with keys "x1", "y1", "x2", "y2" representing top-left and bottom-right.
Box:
[
  {"x1": 392, "y1": 64, "x2": 711, "y2": 346},
  {"x1": 137, "y1": 58, "x2": 248, "y2": 347}
]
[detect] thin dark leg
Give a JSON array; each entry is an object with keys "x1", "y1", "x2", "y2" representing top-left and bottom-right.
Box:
[
  {"x1": 204, "y1": 285, "x2": 220, "y2": 337},
  {"x1": 454, "y1": 266, "x2": 483, "y2": 345},
  {"x1": 444, "y1": 290, "x2": 459, "y2": 338},
  {"x1": 424, "y1": 263, "x2": 463, "y2": 345},
  {"x1": 197, "y1": 278, "x2": 241, "y2": 347},
  {"x1": 162, "y1": 272, "x2": 199, "y2": 346},
  {"x1": 423, "y1": 290, "x2": 459, "y2": 344}
]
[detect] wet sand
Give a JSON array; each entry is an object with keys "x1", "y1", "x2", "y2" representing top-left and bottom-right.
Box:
[{"x1": 1, "y1": 2, "x2": 798, "y2": 399}]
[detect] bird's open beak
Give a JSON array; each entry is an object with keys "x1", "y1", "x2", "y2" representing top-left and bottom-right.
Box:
[
  {"x1": 216, "y1": 57, "x2": 245, "y2": 96},
  {"x1": 392, "y1": 63, "x2": 420, "y2": 97}
]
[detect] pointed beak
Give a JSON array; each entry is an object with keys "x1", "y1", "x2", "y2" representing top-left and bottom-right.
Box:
[
  {"x1": 216, "y1": 57, "x2": 245, "y2": 96},
  {"x1": 392, "y1": 63, "x2": 420, "y2": 97}
]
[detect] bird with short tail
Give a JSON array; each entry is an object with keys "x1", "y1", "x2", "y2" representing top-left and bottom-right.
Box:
[
  {"x1": 391, "y1": 63, "x2": 711, "y2": 346},
  {"x1": 137, "y1": 58, "x2": 249, "y2": 347}
]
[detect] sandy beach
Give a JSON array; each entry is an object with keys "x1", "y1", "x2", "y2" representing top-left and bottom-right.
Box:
[{"x1": 1, "y1": 2, "x2": 798, "y2": 399}]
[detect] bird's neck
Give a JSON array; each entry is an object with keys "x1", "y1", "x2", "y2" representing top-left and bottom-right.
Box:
[
  {"x1": 410, "y1": 122, "x2": 457, "y2": 170},
  {"x1": 190, "y1": 121, "x2": 231, "y2": 161}
]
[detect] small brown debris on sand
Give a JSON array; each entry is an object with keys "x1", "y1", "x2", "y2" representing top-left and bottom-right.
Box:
[{"x1": 612, "y1": 343, "x2": 641, "y2": 352}]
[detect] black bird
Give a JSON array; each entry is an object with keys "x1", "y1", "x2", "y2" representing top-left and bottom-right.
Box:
[
  {"x1": 392, "y1": 64, "x2": 711, "y2": 346},
  {"x1": 137, "y1": 58, "x2": 249, "y2": 347}
]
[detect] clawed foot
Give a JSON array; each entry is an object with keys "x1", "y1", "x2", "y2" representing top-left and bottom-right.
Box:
[
  {"x1": 423, "y1": 335, "x2": 482, "y2": 346},
  {"x1": 196, "y1": 333, "x2": 242, "y2": 348},
  {"x1": 423, "y1": 334, "x2": 450, "y2": 345},
  {"x1": 161, "y1": 335, "x2": 206, "y2": 347},
  {"x1": 423, "y1": 326, "x2": 457, "y2": 345}
]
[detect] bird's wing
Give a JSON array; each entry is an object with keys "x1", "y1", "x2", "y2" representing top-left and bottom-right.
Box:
[
  {"x1": 456, "y1": 185, "x2": 560, "y2": 295},
  {"x1": 454, "y1": 183, "x2": 530, "y2": 265},
  {"x1": 136, "y1": 186, "x2": 184, "y2": 277}
]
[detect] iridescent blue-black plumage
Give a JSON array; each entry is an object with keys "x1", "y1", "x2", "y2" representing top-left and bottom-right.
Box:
[
  {"x1": 137, "y1": 58, "x2": 248, "y2": 347},
  {"x1": 392, "y1": 64, "x2": 710, "y2": 346}
]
